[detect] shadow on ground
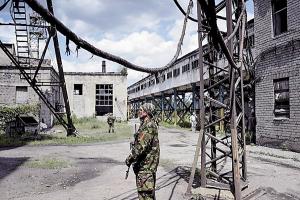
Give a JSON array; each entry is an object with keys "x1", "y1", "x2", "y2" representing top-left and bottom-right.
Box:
[
  {"x1": 106, "y1": 166, "x2": 201, "y2": 200},
  {"x1": 0, "y1": 157, "x2": 29, "y2": 180}
]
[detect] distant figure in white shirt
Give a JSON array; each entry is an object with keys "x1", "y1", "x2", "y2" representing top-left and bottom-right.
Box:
[{"x1": 189, "y1": 112, "x2": 197, "y2": 133}]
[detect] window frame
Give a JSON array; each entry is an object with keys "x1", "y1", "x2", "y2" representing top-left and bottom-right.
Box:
[
  {"x1": 73, "y1": 84, "x2": 83, "y2": 95},
  {"x1": 272, "y1": 0, "x2": 288, "y2": 37},
  {"x1": 273, "y1": 77, "x2": 290, "y2": 119},
  {"x1": 95, "y1": 84, "x2": 113, "y2": 116}
]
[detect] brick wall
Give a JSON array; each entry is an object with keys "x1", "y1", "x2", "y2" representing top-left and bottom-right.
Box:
[
  {"x1": 254, "y1": 0, "x2": 300, "y2": 152},
  {"x1": 0, "y1": 66, "x2": 61, "y2": 128}
]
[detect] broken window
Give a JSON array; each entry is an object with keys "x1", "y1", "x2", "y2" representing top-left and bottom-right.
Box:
[
  {"x1": 95, "y1": 84, "x2": 113, "y2": 116},
  {"x1": 272, "y1": 0, "x2": 287, "y2": 36},
  {"x1": 73, "y1": 84, "x2": 83, "y2": 95},
  {"x1": 274, "y1": 78, "x2": 289, "y2": 118}
]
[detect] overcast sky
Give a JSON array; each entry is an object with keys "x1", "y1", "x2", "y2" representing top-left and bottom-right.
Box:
[{"x1": 0, "y1": 0, "x2": 253, "y2": 86}]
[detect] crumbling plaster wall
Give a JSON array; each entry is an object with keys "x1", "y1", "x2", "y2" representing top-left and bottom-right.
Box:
[{"x1": 65, "y1": 72, "x2": 127, "y2": 121}]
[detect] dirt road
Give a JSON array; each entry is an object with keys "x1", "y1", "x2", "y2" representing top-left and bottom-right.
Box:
[{"x1": 1, "y1": 121, "x2": 300, "y2": 200}]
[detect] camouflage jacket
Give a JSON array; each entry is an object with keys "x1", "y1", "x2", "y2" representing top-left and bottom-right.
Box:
[
  {"x1": 107, "y1": 116, "x2": 115, "y2": 124},
  {"x1": 130, "y1": 118, "x2": 160, "y2": 173}
]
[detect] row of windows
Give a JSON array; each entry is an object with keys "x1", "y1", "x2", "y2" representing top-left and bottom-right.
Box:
[{"x1": 129, "y1": 59, "x2": 201, "y2": 92}]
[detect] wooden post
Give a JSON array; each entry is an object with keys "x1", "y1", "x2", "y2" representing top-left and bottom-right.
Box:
[
  {"x1": 238, "y1": 0, "x2": 247, "y2": 180},
  {"x1": 226, "y1": 0, "x2": 241, "y2": 198},
  {"x1": 186, "y1": 0, "x2": 205, "y2": 194}
]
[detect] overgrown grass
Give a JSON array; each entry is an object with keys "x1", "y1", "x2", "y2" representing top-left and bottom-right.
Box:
[
  {"x1": 0, "y1": 118, "x2": 132, "y2": 147},
  {"x1": 25, "y1": 158, "x2": 70, "y2": 169}
]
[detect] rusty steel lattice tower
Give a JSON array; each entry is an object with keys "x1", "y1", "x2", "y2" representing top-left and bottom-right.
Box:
[{"x1": 186, "y1": 0, "x2": 250, "y2": 199}]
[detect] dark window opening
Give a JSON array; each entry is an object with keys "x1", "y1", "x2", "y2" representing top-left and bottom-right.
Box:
[
  {"x1": 272, "y1": 0, "x2": 287, "y2": 36},
  {"x1": 74, "y1": 84, "x2": 83, "y2": 95},
  {"x1": 192, "y1": 60, "x2": 199, "y2": 69},
  {"x1": 156, "y1": 76, "x2": 160, "y2": 84},
  {"x1": 274, "y1": 78, "x2": 289, "y2": 118},
  {"x1": 167, "y1": 71, "x2": 172, "y2": 79},
  {"x1": 173, "y1": 68, "x2": 180, "y2": 77},
  {"x1": 161, "y1": 74, "x2": 166, "y2": 82},
  {"x1": 95, "y1": 84, "x2": 113, "y2": 116},
  {"x1": 182, "y1": 64, "x2": 190, "y2": 73}
]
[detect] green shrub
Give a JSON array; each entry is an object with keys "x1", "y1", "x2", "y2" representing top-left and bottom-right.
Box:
[{"x1": 0, "y1": 104, "x2": 40, "y2": 130}]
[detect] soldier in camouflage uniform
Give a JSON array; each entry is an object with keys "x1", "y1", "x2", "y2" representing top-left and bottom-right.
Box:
[
  {"x1": 125, "y1": 103, "x2": 160, "y2": 200},
  {"x1": 107, "y1": 113, "x2": 116, "y2": 133}
]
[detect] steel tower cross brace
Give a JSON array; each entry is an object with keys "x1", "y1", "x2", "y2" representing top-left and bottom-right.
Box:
[
  {"x1": 46, "y1": 0, "x2": 76, "y2": 136},
  {"x1": 9, "y1": 0, "x2": 77, "y2": 136},
  {"x1": 0, "y1": 40, "x2": 70, "y2": 132},
  {"x1": 187, "y1": 0, "x2": 248, "y2": 199}
]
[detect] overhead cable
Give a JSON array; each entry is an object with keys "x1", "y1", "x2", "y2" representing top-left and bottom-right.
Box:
[{"x1": 23, "y1": 0, "x2": 193, "y2": 74}]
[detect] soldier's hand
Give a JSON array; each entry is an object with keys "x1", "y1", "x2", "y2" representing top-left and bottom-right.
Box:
[{"x1": 125, "y1": 155, "x2": 134, "y2": 167}]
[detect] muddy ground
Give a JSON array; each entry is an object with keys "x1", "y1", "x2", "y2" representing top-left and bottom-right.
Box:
[{"x1": 0, "y1": 120, "x2": 300, "y2": 200}]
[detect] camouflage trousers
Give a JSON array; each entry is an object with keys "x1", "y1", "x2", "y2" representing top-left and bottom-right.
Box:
[
  {"x1": 136, "y1": 171, "x2": 156, "y2": 200},
  {"x1": 108, "y1": 123, "x2": 114, "y2": 133}
]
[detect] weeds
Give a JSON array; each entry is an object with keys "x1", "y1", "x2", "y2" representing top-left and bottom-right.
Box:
[
  {"x1": 25, "y1": 158, "x2": 70, "y2": 169},
  {"x1": 0, "y1": 119, "x2": 132, "y2": 147}
]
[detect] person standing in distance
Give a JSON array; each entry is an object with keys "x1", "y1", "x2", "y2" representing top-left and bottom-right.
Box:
[
  {"x1": 125, "y1": 103, "x2": 160, "y2": 200},
  {"x1": 190, "y1": 112, "x2": 197, "y2": 133},
  {"x1": 107, "y1": 113, "x2": 116, "y2": 133}
]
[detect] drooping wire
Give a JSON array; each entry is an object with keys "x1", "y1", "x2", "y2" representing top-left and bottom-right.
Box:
[
  {"x1": 24, "y1": 0, "x2": 195, "y2": 74},
  {"x1": 173, "y1": 0, "x2": 197, "y2": 22},
  {"x1": 163, "y1": 0, "x2": 194, "y2": 70}
]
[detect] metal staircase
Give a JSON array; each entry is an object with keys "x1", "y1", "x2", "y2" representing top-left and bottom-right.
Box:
[{"x1": 13, "y1": 0, "x2": 30, "y2": 66}]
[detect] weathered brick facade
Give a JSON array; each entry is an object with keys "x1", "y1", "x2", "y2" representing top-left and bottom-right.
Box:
[
  {"x1": 254, "y1": 0, "x2": 300, "y2": 152},
  {"x1": 0, "y1": 44, "x2": 62, "y2": 128}
]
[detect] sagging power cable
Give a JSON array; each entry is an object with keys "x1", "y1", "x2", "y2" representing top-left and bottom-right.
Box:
[
  {"x1": 23, "y1": 0, "x2": 193, "y2": 74},
  {"x1": 173, "y1": 0, "x2": 197, "y2": 22},
  {"x1": 164, "y1": 0, "x2": 194, "y2": 69}
]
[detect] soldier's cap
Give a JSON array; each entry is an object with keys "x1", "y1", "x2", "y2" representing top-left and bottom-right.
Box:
[{"x1": 140, "y1": 103, "x2": 156, "y2": 117}]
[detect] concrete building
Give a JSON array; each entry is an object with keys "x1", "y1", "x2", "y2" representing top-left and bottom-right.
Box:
[
  {"x1": 0, "y1": 43, "x2": 62, "y2": 128},
  {"x1": 64, "y1": 61, "x2": 127, "y2": 121},
  {"x1": 254, "y1": 0, "x2": 300, "y2": 151}
]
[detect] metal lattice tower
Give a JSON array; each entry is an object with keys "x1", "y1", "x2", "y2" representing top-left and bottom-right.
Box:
[{"x1": 186, "y1": 0, "x2": 252, "y2": 199}]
